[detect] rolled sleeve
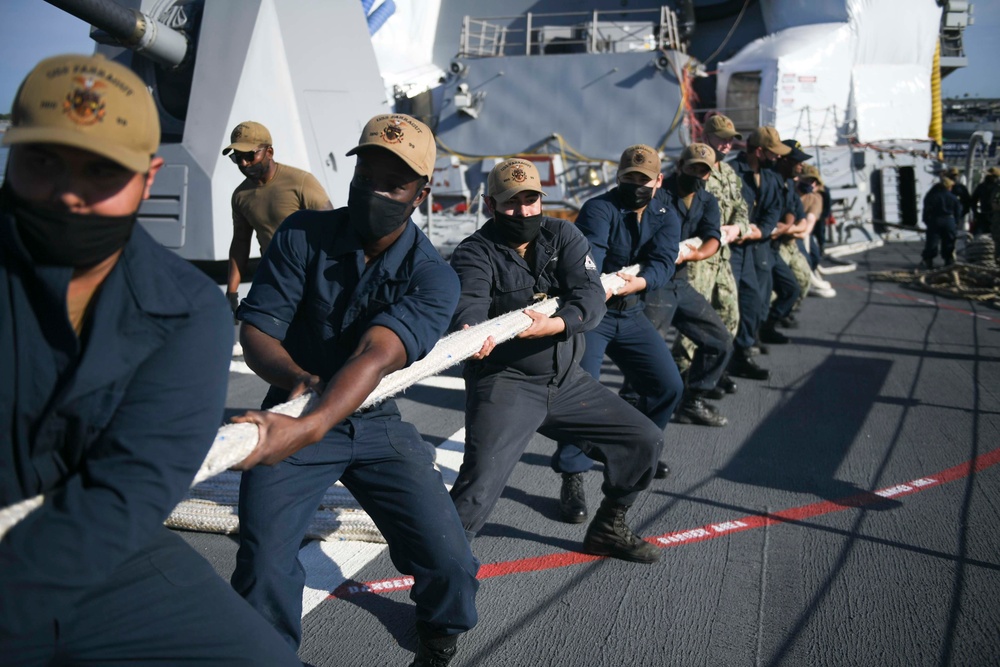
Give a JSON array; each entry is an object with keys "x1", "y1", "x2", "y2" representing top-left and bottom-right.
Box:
[
  {"x1": 372, "y1": 258, "x2": 459, "y2": 364},
  {"x1": 237, "y1": 212, "x2": 313, "y2": 340}
]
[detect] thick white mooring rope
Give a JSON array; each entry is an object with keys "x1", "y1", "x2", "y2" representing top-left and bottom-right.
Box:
[{"x1": 0, "y1": 265, "x2": 641, "y2": 542}]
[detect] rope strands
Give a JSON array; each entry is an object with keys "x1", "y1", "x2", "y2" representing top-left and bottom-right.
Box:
[
  {"x1": 868, "y1": 262, "x2": 1000, "y2": 307},
  {"x1": 0, "y1": 265, "x2": 642, "y2": 542}
]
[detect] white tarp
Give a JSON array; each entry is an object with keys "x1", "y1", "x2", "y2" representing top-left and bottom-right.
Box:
[{"x1": 717, "y1": 0, "x2": 943, "y2": 145}]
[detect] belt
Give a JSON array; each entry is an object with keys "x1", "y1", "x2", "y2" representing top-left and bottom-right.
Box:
[{"x1": 606, "y1": 294, "x2": 641, "y2": 311}]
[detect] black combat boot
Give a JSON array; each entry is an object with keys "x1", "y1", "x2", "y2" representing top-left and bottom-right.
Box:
[
  {"x1": 655, "y1": 461, "x2": 670, "y2": 479},
  {"x1": 410, "y1": 633, "x2": 458, "y2": 667},
  {"x1": 717, "y1": 372, "x2": 737, "y2": 394},
  {"x1": 559, "y1": 472, "x2": 588, "y2": 523},
  {"x1": 582, "y1": 497, "x2": 661, "y2": 563},
  {"x1": 777, "y1": 314, "x2": 798, "y2": 329},
  {"x1": 675, "y1": 391, "x2": 728, "y2": 427},
  {"x1": 705, "y1": 384, "x2": 726, "y2": 400},
  {"x1": 759, "y1": 319, "x2": 790, "y2": 344},
  {"x1": 729, "y1": 349, "x2": 770, "y2": 380}
]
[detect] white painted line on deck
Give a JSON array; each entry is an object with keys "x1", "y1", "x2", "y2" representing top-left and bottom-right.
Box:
[
  {"x1": 408, "y1": 375, "x2": 465, "y2": 391},
  {"x1": 230, "y1": 360, "x2": 255, "y2": 375},
  {"x1": 298, "y1": 426, "x2": 468, "y2": 619},
  {"x1": 301, "y1": 540, "x2": 388, "y2": 616}
]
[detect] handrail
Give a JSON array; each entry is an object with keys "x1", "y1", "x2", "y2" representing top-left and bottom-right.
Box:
[{"x1": 458, "y1": 6, "x2": 682, "y2": 58}]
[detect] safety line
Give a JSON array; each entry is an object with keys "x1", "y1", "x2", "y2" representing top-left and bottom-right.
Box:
[{"x1": 327, "y1": 444, "x2": 1000, "y2": 599}]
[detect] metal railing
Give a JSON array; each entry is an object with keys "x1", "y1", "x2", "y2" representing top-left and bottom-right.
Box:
[{"x1": 459, "y1": 7, "x2": 685, "y2": 59}]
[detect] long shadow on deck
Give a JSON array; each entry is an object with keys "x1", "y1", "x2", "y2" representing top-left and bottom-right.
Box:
[{"x1": 718, "y1": 354, "x2": 899, "y2": 507}]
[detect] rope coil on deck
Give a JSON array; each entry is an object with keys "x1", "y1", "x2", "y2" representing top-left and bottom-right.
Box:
[
  {"x1": 0, "y1": 265, "x2": 641, "y2": 542},
  {"x1": 867, "y1": 236, "x2": 1000, "y2": 307}
]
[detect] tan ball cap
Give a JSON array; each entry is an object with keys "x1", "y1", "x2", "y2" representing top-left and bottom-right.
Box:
[
  {"x1": 704, "y1": 114, "x2": 743, "y2": 140},
  {"x1": 488, "y1": 158, "x2": 547, "y2": 204},
  {"x1": 801, "y1": 163, "x2": 824, "y2": 185},
  {"x1": 346, "y1": 113, "x2": 436, "y2": 179},
  {"x1": 747, "y1": 127, "x2": 791, "y2": 156},
  {"x1": 222, "y1": 121, "x2": 272, "y2": 155},
  {"x1": 618, "y1": 144, "x2": 661, "y2": 181},
  {"x1": 3, "y1": 53, "x2": 160, "y2": 173},
  {"x1": 680, "y1": 143, "x2": 715, "y2": 173}
]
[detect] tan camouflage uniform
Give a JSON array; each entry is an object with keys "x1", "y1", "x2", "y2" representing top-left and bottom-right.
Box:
[{"x1": 675, "y1": 160, "x2": 748, "y2": 369}]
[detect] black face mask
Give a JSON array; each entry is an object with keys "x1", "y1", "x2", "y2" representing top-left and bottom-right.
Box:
[
  {"x1": 678, "y1": 173, "x2": 705, "y2": 195},
  {"x1": 713, "y1": 147, "x2": 727, "y2": 164},
  {"x1": 240, "y1": 161, "x2": 269, "y2": 181},
  {"x1": 347, "y1": 183, "x2": 414, "y2": 244},
  {"x1": 1, "y1": 182, "x2": 137, "y2": 268},
  {"x1": 494, "y1": 211, "x2": 543, "y2": 245},
  {"x1": 617, "y1": 182, "x2": 654, "y2": 210}
]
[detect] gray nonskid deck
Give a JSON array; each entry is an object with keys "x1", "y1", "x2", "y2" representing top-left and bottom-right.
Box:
[{"x1": 181, "y1": 239, "x2": 1000, "y2": 667}]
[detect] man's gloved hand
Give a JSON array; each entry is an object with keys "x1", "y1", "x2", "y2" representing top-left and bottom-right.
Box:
[{"x1": 226, "y1": 292, "x2": 240, "y2": 321}]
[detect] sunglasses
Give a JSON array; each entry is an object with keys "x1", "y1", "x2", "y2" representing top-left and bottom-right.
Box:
[{"x1": 229, "y1": 147, "x2": 265, "y2": 164}]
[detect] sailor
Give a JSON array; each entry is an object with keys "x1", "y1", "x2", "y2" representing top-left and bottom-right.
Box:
[
  {"x1": 944, "y1": 166, "x2": 972, "y2": 229},
  {"x1": 548, "y1": 144, "x2": 683, "y2": 522},
  {"x1": 642, "y1": 142, "x2": 734, "y2": 426},
  {"x1": 762, "y1": 139, "x2": 809, "y2": 330},
  {"x1": 920, "y1": 174, "x2": 963, "y2": 269},
  {"x1": 970, "y1": 166, "x2": 1000, "y2": 239},
  {"x1": 229, "y1": 113, "x2": 479, "y2": 666},
  {"x1": 682, "y1": 113, "x2": 749, "y2": 397},
  {"x1": 448, "y1": 158, "x2": 664, "y2": 563},
  {"x1": 796, "y1": 164, "x2": 836, "y2": 298},
  {"x1": 222, "y1": 120, "x2": 332, "y2": 317},
  {"x1": 728, "y1": 127, "x2": 787, "y2": 379},
  {"x1": 0, "y1": 53, "x2": 300, "y2": 666}
]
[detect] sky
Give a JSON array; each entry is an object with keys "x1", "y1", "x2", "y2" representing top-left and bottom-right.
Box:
[{"x1": 0, "y1": 0, "x2": 998, "y2": 113}]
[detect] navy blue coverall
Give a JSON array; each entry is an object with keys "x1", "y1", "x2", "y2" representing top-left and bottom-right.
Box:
[
  {"x1": 730, "y1": 153, "x2": 785, "y2": 349},
  {"x1": 232, "y1": 210, "x2": 479, "y2": 649},
  {"x1": 921, "y1": 185, "x2": 963, "y2": 264},
  {"x1": 550, "y1": 187, "x2": 684, "y2": 475},
  {"x1": 448, "y1": 217, "x2": 663, "y2": 535},
  {"x1": 0, "y1": 219, "x2": 300, "y2": 666},
  {"x1": 644, "y1": 175, "x2": 733, "y2": 391}
]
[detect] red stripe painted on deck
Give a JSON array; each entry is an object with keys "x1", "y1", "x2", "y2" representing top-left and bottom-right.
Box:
[
  {"x1": 840, "y1": 282, "x2": 1000, "y2": 324},
  {"x1": 328, "y1": 445, "x2": 1000, "y2": 599}
]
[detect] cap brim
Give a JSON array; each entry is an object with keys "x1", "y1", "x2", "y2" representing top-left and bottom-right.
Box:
[
  {"x1": 709, "y1": 129, "x2": 743, "y2": 140},
  {"x1": 3, "y1": 125, "x2": 151, "y2": 173},
  {"x1": 770, "y1": 143, "x2": 792, "y2": 156},
  {"x1": 789, "y1": 148, "x2": 812, "y2": 162},
  {"x1": 618, "y1": 166, "x2": 660, "y2": 180},
  {"x1": 222, "y1": 141, "x2": 261, "y2": 156},
  {"x1": 682, "y1": 159, "x2": 713, "y2": 174},
  {"x1": 491, "y1": 186, "x2": 547, "y2": 204},
  {"x1": 346, "y1": 143, "x2": 432, "y2": 180}
]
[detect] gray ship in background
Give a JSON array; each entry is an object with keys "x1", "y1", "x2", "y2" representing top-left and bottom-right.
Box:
[{"x1": 44, "y1": 0, "x2": 979, "y2": 264}]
